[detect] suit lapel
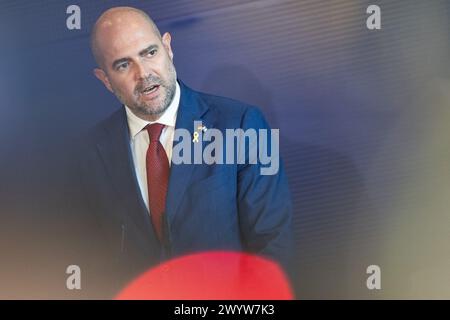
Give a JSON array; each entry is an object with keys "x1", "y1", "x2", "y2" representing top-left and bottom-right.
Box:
[
  {"x1": 95, "y1": 109, "x2": 158, "y2": 244},
  {"x1": 165, "y1": 81, "x2": 209, "y2": 223}
]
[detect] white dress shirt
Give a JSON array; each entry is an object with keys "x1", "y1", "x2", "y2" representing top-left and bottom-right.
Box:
[{"x1": 125, "y1": 82, "x2": 180, "y2": 211}]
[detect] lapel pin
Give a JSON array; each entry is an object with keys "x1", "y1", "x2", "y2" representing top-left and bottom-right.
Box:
[
  {"x1": 193, "y1": 125, "x2": 208, "y2": 143},
  {"x1": 192, "y1": 131, "x2": 199, "y2": 143}
]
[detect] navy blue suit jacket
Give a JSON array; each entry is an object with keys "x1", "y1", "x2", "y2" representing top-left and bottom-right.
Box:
[{"x1": 70, "y1": 81, "x2": 293, "y2": 297}]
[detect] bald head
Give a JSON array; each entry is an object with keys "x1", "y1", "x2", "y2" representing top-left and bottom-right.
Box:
[
  {"x1": 91, "y1": 7, "x2": 161, "y2": 68},
  {"x1": 90, "y1": 6, "x2": 177, "y2": 122}
]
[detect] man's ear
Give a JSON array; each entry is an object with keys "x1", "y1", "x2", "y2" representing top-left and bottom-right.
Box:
[
  {"x1": 162, "y1": 32, "x2": 174, "y2": 60},
  {"x1": 93, "y1": 68, "x2": 114, "y2": 93}
]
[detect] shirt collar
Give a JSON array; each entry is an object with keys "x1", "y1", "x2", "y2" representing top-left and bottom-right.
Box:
[{"x1": 125, "y1": 81, "x2": 180, "y2": 139}]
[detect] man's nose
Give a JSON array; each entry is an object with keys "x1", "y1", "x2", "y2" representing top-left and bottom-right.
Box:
[{"x1": 135, "y1": 62, "x2": 150, "y2": 81}]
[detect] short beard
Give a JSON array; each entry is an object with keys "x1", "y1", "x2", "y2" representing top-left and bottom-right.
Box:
[
  {"x1": 135, "y1": 77, "x2": 176, "y2": 116},
  {"x1": 115, "y1": 62, "x2": 177, "y2": 118}
]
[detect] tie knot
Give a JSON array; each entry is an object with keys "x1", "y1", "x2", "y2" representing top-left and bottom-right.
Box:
[{"x1": 146, "y1": 123, "x2": 165, "y2": 142}]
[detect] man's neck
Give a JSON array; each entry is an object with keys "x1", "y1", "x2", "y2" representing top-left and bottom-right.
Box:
[{"x1": 134, "y1": 111, "x2": 165, "y2": 122}]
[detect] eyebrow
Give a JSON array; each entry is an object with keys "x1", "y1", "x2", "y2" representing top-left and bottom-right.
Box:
[
  {"x1": 112, "y1": 57, "x2": 130, "y2": 70},
  {"x1": 111, "y1": 44, "x2": 159, "y2": 70},
  {"x1": 139, "y1": 44, "x2": 158, "y2": 56}
]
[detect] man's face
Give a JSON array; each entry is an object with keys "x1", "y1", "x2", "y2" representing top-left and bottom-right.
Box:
[{"x1": 93, "y1": 14, "x2": 177, "y2": 120}]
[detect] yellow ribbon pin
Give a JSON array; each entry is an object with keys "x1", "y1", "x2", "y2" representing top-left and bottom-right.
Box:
[{"x1": 192, "y1": 131, "x2": 199, "y2": 143}]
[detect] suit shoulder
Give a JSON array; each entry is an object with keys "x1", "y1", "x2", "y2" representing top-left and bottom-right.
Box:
[
  {"x1": 198, "y1": 91, "x2": 251, "y2": 114},
  {"x1": 73, "y1": 108, "x2": 123, "y2": 153},
  {"x1": 86, "y1": 108, "x2": 123, "y2": 138},
  {"x1": 196, "y1": 91, "x2": 267, "y2": 126}
]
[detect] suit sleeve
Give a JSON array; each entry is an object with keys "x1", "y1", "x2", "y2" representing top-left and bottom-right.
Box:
[{"x1": 236, "y1": 106, "x2": 294, "y2": 272}]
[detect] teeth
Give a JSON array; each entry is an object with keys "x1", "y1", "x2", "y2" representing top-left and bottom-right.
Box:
[{"x1": 143, "y1": 85, "x2": 157, "y2": 94}]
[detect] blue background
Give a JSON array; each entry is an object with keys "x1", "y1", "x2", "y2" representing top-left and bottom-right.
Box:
[{"x1": 1, "y1": 0, "x2": 450, "y2": 298}]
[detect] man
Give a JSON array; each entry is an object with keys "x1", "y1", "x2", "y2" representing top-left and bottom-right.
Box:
[{"x1": 68, "y1": 6, "x2": 293, "y2": 298}]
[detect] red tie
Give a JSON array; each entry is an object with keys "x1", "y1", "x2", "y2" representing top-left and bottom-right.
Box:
[{"x1": 146, "y1": 123, "x2": 169, "y2": 242}]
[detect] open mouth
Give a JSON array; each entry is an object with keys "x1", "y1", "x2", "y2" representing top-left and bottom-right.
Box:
[{"x1": 141, "y1": 84, "x2": 160, "y2": 95}]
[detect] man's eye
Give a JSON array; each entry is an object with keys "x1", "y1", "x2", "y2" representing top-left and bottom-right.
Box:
[
  {"x1": 117, "y1": 62, "x2": 129, "y2": 71},
  {"x1": 147, "y1": 49, "x2": 157, "y2": 57}
]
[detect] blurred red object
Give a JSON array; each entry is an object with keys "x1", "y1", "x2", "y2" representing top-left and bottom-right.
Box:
[{"x1": 115, "y1": 251, "x2": 293, "y2": 300}]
